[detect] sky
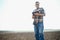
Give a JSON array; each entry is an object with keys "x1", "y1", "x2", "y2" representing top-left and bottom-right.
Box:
[{"x1": 0, "y1": 0, "x2": 60, "y2": 32}]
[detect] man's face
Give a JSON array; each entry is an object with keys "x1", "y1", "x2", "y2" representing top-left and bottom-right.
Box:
[{"x1": 35, "y1": 3, "x2": 39, "y2": 8}]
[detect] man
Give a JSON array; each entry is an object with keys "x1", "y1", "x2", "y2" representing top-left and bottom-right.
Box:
[{"x1": 32, "y1": 1, "x2": 45, "y2": 40}]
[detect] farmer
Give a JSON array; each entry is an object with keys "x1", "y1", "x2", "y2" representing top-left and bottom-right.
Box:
[{"x1": 32, "y1": 1, "x2": 45, "y2": 40}]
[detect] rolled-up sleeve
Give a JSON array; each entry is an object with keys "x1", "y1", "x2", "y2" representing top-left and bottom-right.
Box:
[
  {"x1": 39, "y1": 8, "x2": 45, "y2": 14},
  {"x1": 32, "y1": 10, "x2": 35, "y2": 16},
  {"x1": 41, "y1": 8, "x2": 45, "y2": 14}
]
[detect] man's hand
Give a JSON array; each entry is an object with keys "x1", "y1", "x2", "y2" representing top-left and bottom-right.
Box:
[{"x1": 32, "y1": 16, "x2": 35, "y2": 19}]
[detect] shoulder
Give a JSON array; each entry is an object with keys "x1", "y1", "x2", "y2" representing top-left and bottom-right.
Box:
[
  {"x1": 39, "y1": 7, "x2": 44, "y2": 11},
  {"x1": 32, "y1": 9, "x2": 36, "y2": 12}
]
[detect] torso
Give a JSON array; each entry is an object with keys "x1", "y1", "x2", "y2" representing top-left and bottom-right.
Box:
[{"x1": 34, "y1": 8, "x2": 43, "y2": 23}]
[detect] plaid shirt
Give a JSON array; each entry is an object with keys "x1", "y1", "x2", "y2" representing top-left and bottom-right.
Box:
[{"x1": 32, "y1": 8, "x2": 45, "y2": 23}]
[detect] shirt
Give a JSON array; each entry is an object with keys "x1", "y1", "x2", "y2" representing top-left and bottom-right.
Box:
[{"x1": 32, "y1": 8, "x2": 45, "y2": 23}]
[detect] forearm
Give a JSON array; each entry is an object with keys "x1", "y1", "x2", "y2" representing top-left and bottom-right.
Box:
[
  {"x1": 39, "y1": 14, "x2": 45, "y2": 16},
  {"x1": 35, "y1": 13, "x2": 45, "y2": 16}
]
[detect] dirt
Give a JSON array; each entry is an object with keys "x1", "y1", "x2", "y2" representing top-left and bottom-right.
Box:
[{"x1": 0, "y1": 31, "x2": 60, "y2": 40}]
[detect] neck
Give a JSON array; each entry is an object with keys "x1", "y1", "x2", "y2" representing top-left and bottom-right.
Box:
[{"x1": 37, "y1": 7, "x2": 39, "y2": 9}]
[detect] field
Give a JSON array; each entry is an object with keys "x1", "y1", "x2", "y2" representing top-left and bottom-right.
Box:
[{"x1": 0, "y1": 31, "x2": 60, "y2": 40}]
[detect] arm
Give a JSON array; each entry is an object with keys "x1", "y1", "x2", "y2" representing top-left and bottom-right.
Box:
[
  {"x1": 34, "y1": 8, "x2": 45, "y2": 16},
  {"x1": 39, "y1": 13, "x2": 45, "y2": 16},
  {"x1": 34, "y1": 13, "x2": 45, "y2": 16},
  {"x1": 32, "y1": 11, "x2": 35, "y2": 19}
]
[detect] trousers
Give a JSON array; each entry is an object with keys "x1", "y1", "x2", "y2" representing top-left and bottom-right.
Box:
[{"x1": 34, "y1": 22, "x2": 44, "y2": 40}]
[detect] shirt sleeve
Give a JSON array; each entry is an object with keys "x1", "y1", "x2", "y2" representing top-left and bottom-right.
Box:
[
  {"x1": 40, "y1": 8, "x2": 45, "y2": 14},
  {"x1": 32, "y1": 10, "x2": 36, "y2": 16},
  {"x1": 32, "y1": 12, "x2": 34, "y2": 16}
]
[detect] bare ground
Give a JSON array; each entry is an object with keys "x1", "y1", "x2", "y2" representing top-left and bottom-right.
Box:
[{"x1": 0, "y1": 31, "x2": 60, "y2": 40}]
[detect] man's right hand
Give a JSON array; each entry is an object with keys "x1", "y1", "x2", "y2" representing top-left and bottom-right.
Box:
[{"x1": 32, "y1": 16, "x2": 35, "y2": 19}]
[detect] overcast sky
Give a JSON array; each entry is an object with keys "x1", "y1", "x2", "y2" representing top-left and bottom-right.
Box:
[{"x1": 0, "y1": 0, "x2": 60, "y2": 32}]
